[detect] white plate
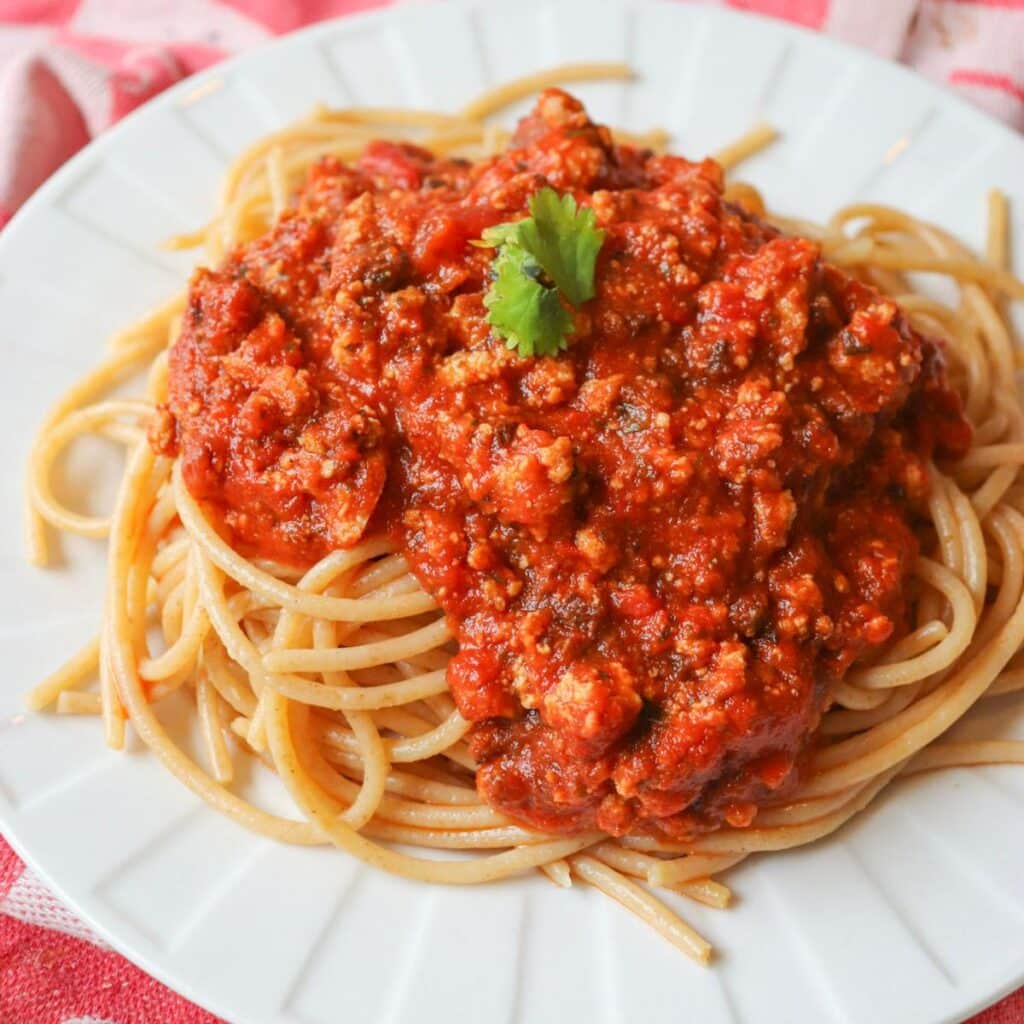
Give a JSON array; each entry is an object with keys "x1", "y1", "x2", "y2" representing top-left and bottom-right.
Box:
[{"x1": 2, "y1": 3, "x2": 1024, "y2": 1022}]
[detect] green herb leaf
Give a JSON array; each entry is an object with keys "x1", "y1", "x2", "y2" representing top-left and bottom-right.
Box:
[
  {"x1": 516, "y1": 187, "x2": 605, "y2": 307},
  {"x1": 479, "y1": 220, "x2": 523, "y2": 248},
  {"x1": 477, "y1": 186, "x2": 605, "y2": 359},
  {"x1": 483, "y1": 244, "x2": 574, "y2": 359}
]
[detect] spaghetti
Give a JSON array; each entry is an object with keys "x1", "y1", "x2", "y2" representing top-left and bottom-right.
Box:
[{"x1": 25, "y1": 64, "x2": 1024, "y2": 964}]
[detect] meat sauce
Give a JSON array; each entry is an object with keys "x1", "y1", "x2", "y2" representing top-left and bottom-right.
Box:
[{"x1": 158, "y1": 91, "x2": 971, "y2": 839}]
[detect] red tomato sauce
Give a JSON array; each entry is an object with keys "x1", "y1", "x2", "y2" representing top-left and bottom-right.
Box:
[{"x1": 157, "y1": 91, "x2": 971, "y2": 839}]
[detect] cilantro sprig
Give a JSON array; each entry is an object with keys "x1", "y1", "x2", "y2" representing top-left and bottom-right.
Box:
[{"x1": 477, "y1": 187, "x2": 605, "y2": 358}]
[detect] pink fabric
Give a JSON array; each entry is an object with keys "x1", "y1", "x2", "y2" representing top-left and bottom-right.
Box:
[{"x1": 1, "y1": 1, "x2": 1023, "y2": 1021}]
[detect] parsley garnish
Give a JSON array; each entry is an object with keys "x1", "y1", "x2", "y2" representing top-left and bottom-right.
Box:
[
  {"x1": 478, "y1": 187, "x2": 605, "y2": 358},
  {"x1": 485, "y1": 245, "x2": 574, "y2": 359}
]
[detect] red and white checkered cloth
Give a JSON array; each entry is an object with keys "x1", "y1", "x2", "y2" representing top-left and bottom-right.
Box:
[{"x1": 1, "y1": 1, "x2": 1024, "y2": 1021}]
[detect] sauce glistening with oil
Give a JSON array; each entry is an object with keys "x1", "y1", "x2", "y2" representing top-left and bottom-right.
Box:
[{"x1": 157, "y1": 91, "x2": 970, "y2": 839}]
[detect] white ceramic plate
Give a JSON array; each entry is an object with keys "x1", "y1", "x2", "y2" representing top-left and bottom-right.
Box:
[{"x1": 2, "y1": 3, "x2": 1024, "y2": 1022}]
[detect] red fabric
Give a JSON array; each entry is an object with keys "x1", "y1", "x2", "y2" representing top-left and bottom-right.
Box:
[
  {"x1": 219, "y1": 0, "x2": 391, "y2": 33},
  {"x1": 951, "y1": 68, "x2": 1024, "y2": 103},
  {"x1": 981, "y1": 993, "x2": 1024, "y2": 1024},
  {"x1": 0, "y1": 1, "x2": 1022, "y2": 1021},
  {"x1": 0, "y1": 0, "x2": 80, "y2": 24},
  {"x1": 0, "y1": 55, "x2": 88, "y2": 213},
  {"x1": 726, "y1": 0, "x2": 829, "y2": 28},
  {"x1": 950, "y1": 1, "x2": 1024, "y2": 9},
  {"x1": 0, "y1": 916, "x2": 221, "y2": 1024},
  {"x1": 980, "y1": 993, "x2": 1024, "y2": 1024}
]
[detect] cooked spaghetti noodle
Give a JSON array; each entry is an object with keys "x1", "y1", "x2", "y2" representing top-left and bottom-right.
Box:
[{"x1": 25, "y1": 65, "x2": 1024, "y2": 964}]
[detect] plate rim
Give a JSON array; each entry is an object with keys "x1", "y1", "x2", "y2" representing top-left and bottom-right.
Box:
[{"x1": 1, "y1": 2, "x2": 1023, "y2": 1022}]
